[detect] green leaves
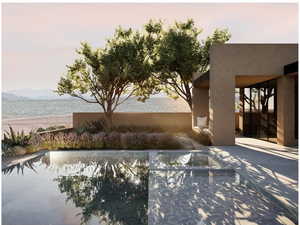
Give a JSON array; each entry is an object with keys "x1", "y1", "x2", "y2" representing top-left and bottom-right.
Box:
[
  {"x1": 3, "y1": 125, "x2": 33, "y2": 147},
  {"x1": 143, "y1": 19, "x2": 231, "y2": 110},
  {"x1": 200, "y1": 28, "x2": 231, "y2": 73},
  {"x1": 56, "y1": 27, "x2": 155, "y2": 129},
  {"x1": 103, "y1": 27, "x2": 152, "y2": 83},
  {"x1": 56, "y1": 19, "x2": 231, "y2": 120}
]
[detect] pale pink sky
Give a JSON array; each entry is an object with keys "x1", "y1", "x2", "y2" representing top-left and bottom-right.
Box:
[{"x1": 2, "y1": 3, "x2": 298, "y2": 91}]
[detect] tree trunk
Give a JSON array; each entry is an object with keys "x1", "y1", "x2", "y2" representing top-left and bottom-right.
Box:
[
  {"x1": 187, "y1": 99, "x2": 193, "y2": 111},
  {"x1": 184, "y1": 82, "x2": 193, "y2": 111},
  {"x1": 104, "y1": 111, "x2": 113, "y2": 132}
]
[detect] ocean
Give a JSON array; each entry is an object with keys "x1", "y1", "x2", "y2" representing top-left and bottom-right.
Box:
[{"x1": 2, "y1": 97, "x2": 190, "y2": 120}]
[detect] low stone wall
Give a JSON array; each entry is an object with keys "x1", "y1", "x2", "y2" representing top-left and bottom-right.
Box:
[{"x1": 73, "y1": 112, "x2": 192, "y2": 131}]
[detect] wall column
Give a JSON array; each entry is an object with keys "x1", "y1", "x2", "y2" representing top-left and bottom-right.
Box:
[
  {"x1": 192, "y1": 87, "x2": 209, "y2": 127},
  {"x1": 209, "y1": 71, "x2": 235, "y2": 145},
  {"x1": 277, "y1": 76, "x2": 296, "y2": 146}
]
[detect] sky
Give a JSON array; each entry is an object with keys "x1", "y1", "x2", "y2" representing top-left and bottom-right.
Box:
[{"x1": 2, "y1": 3, "x2": 298, "y2": 91}]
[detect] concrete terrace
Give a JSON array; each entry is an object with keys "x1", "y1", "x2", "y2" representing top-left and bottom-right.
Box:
[{"x1": 210, "y1": 137, "x2": 298, "y2": 220}]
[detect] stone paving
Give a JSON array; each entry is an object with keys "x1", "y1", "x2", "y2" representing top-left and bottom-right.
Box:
[
  {"x1": 148, "y1": 168, "x2": 294, "y2": 225},
  {"x1": 147, "y1": 150, "x2": 297, "y2": 225},
  {"x1": 210, "y1": 137, "x2": 298, "y2": 222}
]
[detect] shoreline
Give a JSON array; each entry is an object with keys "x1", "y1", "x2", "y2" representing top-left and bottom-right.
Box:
[
  {"x1": 3, "y1": 114, "x2": 72, "y2": 122},
  {"x1": 2, "y1": 114, "x2": 73, "y2": 134}
]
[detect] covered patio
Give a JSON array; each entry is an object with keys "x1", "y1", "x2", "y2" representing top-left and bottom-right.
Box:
[{"x1": 192, "y1": 44, "x2": 298, "y2": 146}]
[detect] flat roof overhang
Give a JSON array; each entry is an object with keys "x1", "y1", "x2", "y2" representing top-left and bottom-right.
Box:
[
  {"x1": 235, "y1": 75, "x2": 281, "y2": 88},
  {"x1": 193, "y1": 71, "x2": 209, "y2": 88},
  {"x1": 284, "y1": 61, "x2": 298, "y2": 77},
  {"x1": 193, "y1": 72, "x2": 280, "y2": 88}
]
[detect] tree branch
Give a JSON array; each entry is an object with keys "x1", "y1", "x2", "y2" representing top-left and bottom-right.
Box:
[{"x1": 70, "y1": 93, "x2": 98, "y2": 104}]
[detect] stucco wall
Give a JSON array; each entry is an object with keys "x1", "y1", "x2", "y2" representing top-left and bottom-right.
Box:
[
  {"x1": 193, "y1": 111, "x2": 240, "y2": 129},
  {"x1": 73, "y1": 112, "x2": 192, "y2": 130},
  {"x1": 192, "y1": 88, "x2": 209, "y2": 127},
  {"x1": 209, "y1": 44, "x2": 298, "y2": 145},
  {"x1": 277, "y1": 76, "x2": 297, "y2": 146}
]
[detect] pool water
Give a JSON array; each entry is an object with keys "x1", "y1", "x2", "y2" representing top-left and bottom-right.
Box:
[
  {"x1": 149, "y1": 152, "x2": 221, "y2": 170},
  {"x1": 2, "y1": 151, "x2": 295, "y2": 225}
]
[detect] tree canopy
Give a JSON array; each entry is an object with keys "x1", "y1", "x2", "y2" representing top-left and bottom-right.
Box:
[
  {"x1": 144, "y1": 19, "x2": 231, "y2": 110},
  {"x1": 56, "y1": 19, "x2": 231, "y2": 127},
  {"x1": 56, "y1": 27, "x2": 153, "y2": 130}
]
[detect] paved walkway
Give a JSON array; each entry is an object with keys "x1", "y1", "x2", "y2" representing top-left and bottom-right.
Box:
[{"x1": 209, "y1": 137, "x2": 298, "y2": 221}]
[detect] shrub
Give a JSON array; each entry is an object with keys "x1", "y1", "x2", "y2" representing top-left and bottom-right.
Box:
[
  {"x1": 120, "y1": 132, "x2": 182, "y2": 150},
  {"x1": 78, "y1": 132, "x2": 94, "y2": 149},
  {"x1": 36, "y1": 125, "x2": 66, "y2": 133},
  {"x1": 114, "y1": 125, "x2": 164, "y2": 133},
  {"x1": 147, "y1": 133, "x2": 182, "y2": 149},
  {"x1": 113, "y1": 125, "x2": 190, "y2": 133},
  {"x1": 2, "y1": 142, "x2": 15, "y2": 158},
  {"x1": 74, "y1": 127, "x2": 87, "y2": 135},
  {"x1": 1, "y1": 126, "x2": 36, "y2": 157},
  {"x1": 76, "y1": 120, "x2": 106, "y2": 134},
  {"x1": 104, "y1": 132, "x2": 122, "y2": 149},
  {"x1": 66, "y1": 132, "x2": 79, "y2": 149},
  {"x1": 56, "y1": 125, "x2": 66, "y2": 130},
  {"x1": 42, "y1": 132, "x2": 78, "y2": 150},
  {"x1": 77, "y1": 132, "x2": 106, "y2": 149},
  {"x1": 146, "y1": 133, "x2": 161, "y2": 149},
  {"x1": 53, "y1": 132, "x2": 66, "y2": 149},
  {"x1": 39, "y1": 133, "x2": 55, "y2": 149},
  {"x1": 121, "y1": 132, "x2": 148, "y2": 149},
  {"x1": 36, "y1": 127, "x2": 45, "y2": 132},
  {"x1": 33, "y1": 131, "x2": 107, "y2": 150},
  {"x1": 3, "y1": 128, "x2": 183, "y2": 155},
  {"x1": 3, "y1": 126, "x2": 33, "y2": 147},
  {"x1": 188, "y1": 129, "x2": 212, "y2": 146},
  {"x1": 26, "y1": 134, "x2": 43, "y2": 152},
  {"x1": 91, "y1": 132, "x2": 106, "y2": 149}
]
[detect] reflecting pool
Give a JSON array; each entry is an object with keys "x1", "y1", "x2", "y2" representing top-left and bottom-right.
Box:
[{"x1": 2, "y1": 151, "x2": 295, "y2": 225}]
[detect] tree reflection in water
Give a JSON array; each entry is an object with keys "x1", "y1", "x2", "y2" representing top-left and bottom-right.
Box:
[
  {"x1": 3, "y1": 151, "x2": 295, "y2": 225},
  {"x1": 2, "y1": 155, "x2": 43, "y2": 175},
  {"x1": 53, "y1": 158, "x2": 149, "y2": 225}
]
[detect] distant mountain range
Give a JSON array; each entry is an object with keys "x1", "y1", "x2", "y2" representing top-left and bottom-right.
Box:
[
  {"x1": 2, "y1": 92, "x2": 30, "y2": 101},
  {"x1": 2, "y1": 88, "x2": 168, "y2": 101},
  {"x1": 2, "y1": 89, "x2": 72, "y2": 100},
  {"x1": 3, "y1": 88, "x2": 239, "y2": 102}
]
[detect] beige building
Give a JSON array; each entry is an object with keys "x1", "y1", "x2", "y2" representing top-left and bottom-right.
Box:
[{"x1": 193, "y1": 44, "x2": 298, "y2": 146}]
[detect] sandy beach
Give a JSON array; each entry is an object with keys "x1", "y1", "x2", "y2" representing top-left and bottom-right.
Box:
[{"x1": 2, "y1": 115, "x2": 72, "y2": 134}]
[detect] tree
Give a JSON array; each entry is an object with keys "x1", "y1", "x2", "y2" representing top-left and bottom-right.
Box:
[
  {"x1": 241, "y1": 87, "x2": 275, "y2": 113},
  {"x1": 56, "y1": 28, "x2": 152, "y2": 130},
  {"x1": 144, "y1": 19, "x2": 231, "y2": 110}
]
